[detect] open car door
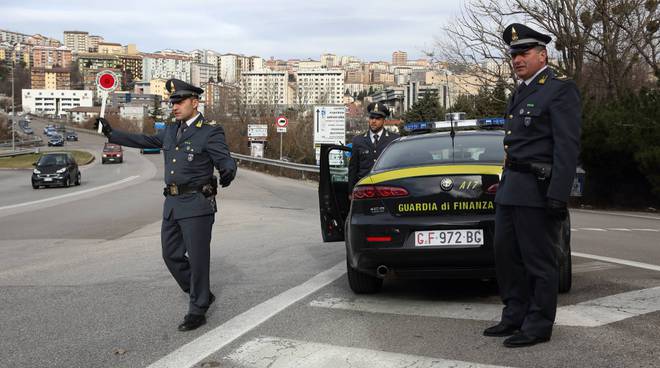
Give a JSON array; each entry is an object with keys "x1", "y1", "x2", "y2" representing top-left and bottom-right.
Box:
[{"x1": 318, "y1": 144, "x2": 351, "y2": 242}]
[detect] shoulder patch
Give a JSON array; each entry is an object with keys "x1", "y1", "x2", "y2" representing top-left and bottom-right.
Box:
[
  {"x1": 554, "y1": 74, "x2": 570, "y2": 81},
  {"x1": 203, "y1": 120, "x2": 218, "y2": 126}
]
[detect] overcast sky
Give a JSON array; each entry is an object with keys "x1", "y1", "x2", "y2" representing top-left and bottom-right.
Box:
[{"x1": 2, "y1": 0, "x2": 464, "y2": 61}]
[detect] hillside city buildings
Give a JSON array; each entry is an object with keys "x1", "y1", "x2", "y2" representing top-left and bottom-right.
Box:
[{"x1": 1, "y1": 27, "x2": 493, "y2": 124}]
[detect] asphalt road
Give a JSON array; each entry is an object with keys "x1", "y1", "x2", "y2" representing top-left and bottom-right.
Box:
[{"x1": 0, "y1": 119, "x2": 658, "y2": 368}]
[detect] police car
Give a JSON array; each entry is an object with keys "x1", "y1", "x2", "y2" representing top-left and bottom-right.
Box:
[{"x1": 319, "y1": 118, "x2": 572, "y2": 294}]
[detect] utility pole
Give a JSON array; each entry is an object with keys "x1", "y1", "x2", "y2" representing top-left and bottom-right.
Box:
[{"x1": 10, "y1": 49, "x2": 16, "y2": 152}]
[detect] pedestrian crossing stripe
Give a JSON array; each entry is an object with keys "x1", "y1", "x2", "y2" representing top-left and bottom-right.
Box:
[
  {"x1": 310, "y1": 286, "x2": 660, "y2": 327},
  {"x1": 224, "y1": 336, "x2": 513, "y2": 368}
]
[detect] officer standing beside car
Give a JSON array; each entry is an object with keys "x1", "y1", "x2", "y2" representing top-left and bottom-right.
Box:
[
  {"x1": 483, "y1": 23, "x2": 581, "y2": 347},
  {"x1": 96, "y1": 79, "x2": 237, "y2": 332},
  {"x1": 348, "y1": 102, "x2": 399, "y2": 194}
]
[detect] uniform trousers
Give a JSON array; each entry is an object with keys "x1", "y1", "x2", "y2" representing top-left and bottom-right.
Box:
[
  {"x1": 494, "y1": 204, "x2": 560, "y2": 338},
  {"x1": 161, "y1": 214, "x2": 215, "y2": 315}
]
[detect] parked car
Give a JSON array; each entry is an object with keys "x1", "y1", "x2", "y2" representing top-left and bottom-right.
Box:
[
  {"x1": 47, "y1": 134, "x2": 64, "y2": 146},
  {"x1": 102, "y1": 143, "x2": 123, "y2": 164},
  {"x1": 65, "y1": 131, "x2": 78, "y2": 141},
  {"x1": 22, "y1": 126, "x2": 34, "y2": 135},
  {"x1": 319, "y1": 125, "x2": 572, "y2": 294},
  {"x1": 32, "y1": 152, "x2": 81, "y2": 189}
]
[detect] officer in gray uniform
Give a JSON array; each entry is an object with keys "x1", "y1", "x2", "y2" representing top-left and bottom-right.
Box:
[
  {"x1": 483, "y1": 23, "x2": 581, "y2": 347},
  {"x1": 96, "y1": 79, "x2": 236, "y2": 331},
  {"x1": 348, "y1": 102, "x2": 399, "y2": 193}
]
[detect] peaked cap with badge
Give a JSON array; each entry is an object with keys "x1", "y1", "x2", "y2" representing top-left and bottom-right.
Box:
[
  {"x1": 166, "y1": 79, "x2": 204, "y2": 103},
  {"x1": 367, "y1": 102, "x2": 390, "y2": 119},
  {"x1": 503, "y1": 23, "x2": 552, "y2": 55}
]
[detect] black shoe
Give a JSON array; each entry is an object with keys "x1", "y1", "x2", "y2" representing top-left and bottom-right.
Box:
[
  {"x1": 483, "y1": 322, "x2": 519, "y2": 337},
  {"x1": 177, "y1": 314, "x2": 206, "y2": 332},
  {"x1": 503, "y1": 332, "x2": 550, "y2": 348}
]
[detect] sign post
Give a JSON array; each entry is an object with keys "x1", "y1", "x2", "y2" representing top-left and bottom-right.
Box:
[
  {"x1": 96, "y1": 71, "x2": 119, "y2": 134},
  {"x1": 275, "y1": 116, "x2": 288, "y2": 160}
]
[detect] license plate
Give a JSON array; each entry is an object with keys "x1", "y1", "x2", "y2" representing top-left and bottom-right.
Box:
[
  {"x1": 414, "y1": 229, "x2": 483, "y2": 247},
  {"x1": 44, "y1": 178, "x2": 53, "y2": 182}
]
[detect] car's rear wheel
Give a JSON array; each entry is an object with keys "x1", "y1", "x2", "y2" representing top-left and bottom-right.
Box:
[
  {"x1": 347, "y1": 259, "x2": 383, "y2": 294},
  {"x1": 75, "y1": 172, "x2": 81, "y2": 186},
  {"x1": 558, "y1": 213, "x2": 572, "y2": 293}
]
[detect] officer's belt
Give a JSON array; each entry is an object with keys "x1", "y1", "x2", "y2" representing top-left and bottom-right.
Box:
[
  {"x1": 164, "y1": 183, "x2": 203, "y2": 196},
  {"x1": 504, "y1": 160, "x2": 552, "y2": 179}
]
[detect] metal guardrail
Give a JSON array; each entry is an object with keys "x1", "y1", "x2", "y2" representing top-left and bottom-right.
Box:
[
  {"x1": 0, "y1": 136, "x2": 43, "y2": 148},
  {"x1": 232, "y1": 153, "x2": 320, "y2": 173},
  {"x1": 0, "y1": 147, "x2": 39, "y2": 158}
]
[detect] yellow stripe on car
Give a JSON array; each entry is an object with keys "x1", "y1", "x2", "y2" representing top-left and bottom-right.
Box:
[{"x1": 358, "y1": 165, "x2": 503, "y2": 185}]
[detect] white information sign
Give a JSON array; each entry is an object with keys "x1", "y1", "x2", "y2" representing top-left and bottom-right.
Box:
[
  {"x1": 276, "y1": 127, "x2": 287, "y2": 133},
  {"x1": 247, "y1": 124, "x2": 268, "y2": 140},
  {"x1": 313, "y1": 105, "x2": 346, "y2": 146}
]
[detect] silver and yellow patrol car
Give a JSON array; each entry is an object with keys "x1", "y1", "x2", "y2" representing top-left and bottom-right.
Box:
[{"x1": 319, "y1": 124, "x2": 571, "y2": 294}]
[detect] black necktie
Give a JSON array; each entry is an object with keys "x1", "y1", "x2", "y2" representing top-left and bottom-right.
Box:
[
  {"x1": 176, "y1": 122, "x2": 186, "y2": 140},
  {"x1": 373, "y1": 133, "x2": 379, "y2": 145}
]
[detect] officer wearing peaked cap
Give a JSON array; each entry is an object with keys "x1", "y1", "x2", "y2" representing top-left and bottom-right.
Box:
[
  {"x1": 348, "y1": 102, "x2": 400, "y2": 194},
  {"x1": 95, "y1": 78, "x2": 237, "y2": 331},
  {"x1": 483, "y1": 23, "x2": 581, "y2": 347}
]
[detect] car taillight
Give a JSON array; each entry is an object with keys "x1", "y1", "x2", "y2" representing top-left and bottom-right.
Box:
[
  {"x1": 486, "y1": 183, "x2": 499, "y2": 194},
  {"x1": 352, "y1": 185, "x2": 409, "y2": 199}
]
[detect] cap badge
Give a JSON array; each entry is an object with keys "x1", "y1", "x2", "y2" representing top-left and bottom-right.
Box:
[
  {"x1": 374, "y1": 103, "x2": 379, "y2": 112},
  {"x1": 511, "y1": 26, "x2": 518, "y2": 41}
]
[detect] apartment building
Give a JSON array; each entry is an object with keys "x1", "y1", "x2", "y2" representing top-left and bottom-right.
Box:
[
  {"x1": 392, "y1": 51, "x2": 407, "y2": 66},
  {"x1": 63, "y1": 31, "x2": 90, "y2": 53},
  {"x1": 191, "y1": 62, "x2": 219, "y2": 86},
  {"x1": 295, "y1": 69, "x2": 344, "y2": 105},
  {"x1": 31, "y1": 68, "x2": 71, "y2": 90},
  {"x1": 0, "y1": 29, "x2": 31, "y2": 44},
  {"x1": 240, "y1": 70, "x2": 289, "y2": 105},
  {"x1": 142, "y1": 53, "x2": 192, "y2": 82},
  {"x1": 31, "y1": 46, "x2": 72, "y2": 69}
]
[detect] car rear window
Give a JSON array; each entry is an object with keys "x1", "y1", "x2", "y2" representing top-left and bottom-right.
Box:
[{"x1": 373, "y1": 133, "x2": 505, "y2": 171}]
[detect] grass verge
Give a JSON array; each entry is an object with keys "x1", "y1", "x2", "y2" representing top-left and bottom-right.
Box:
[{"x1": 0, "y1": 150, "x2": 95, "y2": 169}]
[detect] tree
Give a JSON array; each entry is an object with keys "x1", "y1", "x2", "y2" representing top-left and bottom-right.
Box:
[{"x1": 403, "y1": 90, "x2": 446, "y2": 122}]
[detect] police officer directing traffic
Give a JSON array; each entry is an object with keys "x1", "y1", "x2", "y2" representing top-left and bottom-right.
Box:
[
  {"x1": 348, "y1": 102, "x2": 399, "y2": 193},
  {"x1": 96, "y1": 79, "x2": 237, "y2": 331},
  {"x1": 483, "y1": 24, "x2": 581, "y2": 347}
]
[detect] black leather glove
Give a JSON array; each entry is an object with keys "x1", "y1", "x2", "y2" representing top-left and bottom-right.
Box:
[
  {"x1": 95, "y1": 117, "x2": 112, "y2": 138},
  {"x1": 546, "y1": 198, "x2": 568, "y2": 220},
  {"x1": 219, "y1": 168, "x2": 235, "y2": 188}
]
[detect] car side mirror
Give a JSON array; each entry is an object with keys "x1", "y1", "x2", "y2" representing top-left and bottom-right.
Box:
[{"x1": 32, "y1": 162, "x2": 37, "y2": 167}]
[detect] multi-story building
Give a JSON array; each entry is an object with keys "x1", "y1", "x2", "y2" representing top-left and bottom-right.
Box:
[
  {"x1": 295, "y1": 69, "x2": 344, "y2": 105},
  {"x1": 201, "y1": 81, "x2": 222, "y2": 109},
  {"x1": 22, "y1": 88, "x2": 93, "y2": 116},
  {"x1": 0, "y1": 29, "x2": 31, "y2": 44},
  {"x1": 31, "y1": 68, "x2": 71, "y2": 90},
  {"x1": 298, "y1": 59, "x2": 323, "y2": 70},
  {"x1": 88, "y1": 35, "x2": 103, "y2": 52},
  {"x1": 1, "y1": 42, "x2": 32, "y2": 66},
  {"x1": 392, "y1": 51, "x2": 407, "y2": 66},
  {"x1": 31, "y1": 46, "x2": 72, "y2": 69},
  {"x1": 191, "y1": 62, "x2": 219, "y2": 86},
  {"x1": 26, "y1": 34, "x2": 62, "y2": 47},
  {"x1": 240, "y1": 70, "x2": 289, "y2": 105},
  {"x1": 248, "y1": 56, "x2": 264, "y2": 71},
  {"x1": 321, "y1": 53, "x2": 337, "y2": 68},
  {"x1": 142, "y1": 53, "x2": 192, "y2": 82},
  {"x1": 63, "y1": 31, "x2": 90, "y2": 53},
  {"x1": 345, "y1": 69, "x2": 366, "y2": 84},
  {"x1": 149, "y1": 78, "x2": 168, "y2": 100},
  {"x1": 219, "y1": 54, "x2": 241, "y2": 84},
  {"x1": 98, "y1": 42, "x2": 124, "y2": 55},
  {"x1": 371, "y1": 70, "x2": 395, "y2": 85},
  {"x1": 117, "y1": 54, "x2": 143, "y2": 90}
]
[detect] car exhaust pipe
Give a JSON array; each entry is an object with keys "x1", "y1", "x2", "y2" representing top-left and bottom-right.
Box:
[{"x1": 376, "y1": 265, "x2": 389, "y2": 278}]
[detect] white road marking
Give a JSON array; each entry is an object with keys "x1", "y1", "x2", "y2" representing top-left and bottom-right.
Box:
[
  {"x1": 572, "y1": 261, "x2": 620, "y2": 274},
  {"x1": 631, "y1": 228, "x2": 659, "y2": 232},
  {"x1": 572, "y1": 252, "x2": 660, "y2": 272},
  {"x1": 573, "y1": 209, "x2": 660, "y2": 220},
  {"x1": 225, "y1": 336, "x2": 512, "y2": 368},
  {"x1": 310, "y1": 286, "x2": 660, "y2": 327},
  {"x1": 606, "y1": 228, "x2": 631, "y2": 231},
  {"x1": 146, "y1": 262, "x2": 345, "y2": 368},
  {"x1": 578, "y1": 228, "x2": 607, "y2": 231},
  {"x1": 0, "y1": 175, "x2": 140, "y2": 211}
]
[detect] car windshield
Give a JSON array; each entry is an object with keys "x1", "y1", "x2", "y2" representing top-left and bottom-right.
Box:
[
  {"x1": 373, "y1": 133, "x2": 505, "y2": 171},
  {"x1": 38, "y1": 155, "x2": 67, "y2": 166},
  {"x1": 104, "y1": 145, "x2": 120, "y2": 152}
]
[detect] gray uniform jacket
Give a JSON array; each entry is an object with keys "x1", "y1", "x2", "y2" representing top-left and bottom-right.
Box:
[
  {"x1": 348, "y1": 130, "x2": 399, "y2": 193},
  {"x1": 495, "y1": 68, "x2": 581, "y2": 207},
  {"x1": 109, "y1": 114, "x2": 236, "y2": 219}
]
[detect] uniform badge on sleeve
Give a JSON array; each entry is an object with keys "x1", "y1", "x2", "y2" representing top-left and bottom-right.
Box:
[
  {"x1": 524, "y1": 117, "x2": 532, "y2": 127},
  {"x1": 188, "y1": 153, "x2": 194, "y2": 162}
]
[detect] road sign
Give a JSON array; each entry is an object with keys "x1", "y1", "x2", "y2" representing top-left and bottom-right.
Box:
[
  {"x1": 277, "y1": 127, "x2": 287, "y2": 133},
  {"x1": 276, "y1": 116, "x2": 288, "y2": 128},
  {"x1": 313, "y1": 105, "x2": 346, "y2": 146},
  {"x1": 248, "y1": 124, "x2": 268, "y2": 140},
  {"x1": 96, "y1": 71, "x2": 119, "y2": 92}
]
